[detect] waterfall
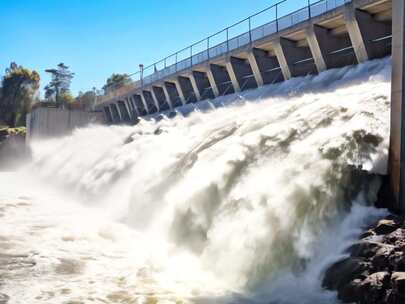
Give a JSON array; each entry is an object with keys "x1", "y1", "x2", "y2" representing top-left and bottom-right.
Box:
[{"x1": 0, "y1": 57, "x2": 391, "y2": 304}]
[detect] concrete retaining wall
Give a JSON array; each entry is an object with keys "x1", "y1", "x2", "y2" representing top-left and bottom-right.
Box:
[{"x1": 27, "y1": 107, "x2": 105, "y2": 140}]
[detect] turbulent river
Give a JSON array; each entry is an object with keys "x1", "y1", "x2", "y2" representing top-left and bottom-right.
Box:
[{"x1": 0, "y1": 58, "x2": 393, "y2": 304}]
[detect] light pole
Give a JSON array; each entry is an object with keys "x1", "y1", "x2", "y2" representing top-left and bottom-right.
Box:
[{"x1": 139, "y1": 64, "x2": 144, "y2": 87}]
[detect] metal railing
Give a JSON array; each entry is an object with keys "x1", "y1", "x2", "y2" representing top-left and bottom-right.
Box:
[{"x1": 99, "y1": 0, "x2": 351, "y2": 104}]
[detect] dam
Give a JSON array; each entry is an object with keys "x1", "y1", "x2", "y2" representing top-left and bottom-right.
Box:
[
  {"x1": 96, "y1": 0, "x2": 405, "y2": 212},
  {"x1": 5, "y1": 1, "x2": 405, "y2": 303},
  {"x1": 97, "y1": 0, "x2": 393, "y2": 122}
]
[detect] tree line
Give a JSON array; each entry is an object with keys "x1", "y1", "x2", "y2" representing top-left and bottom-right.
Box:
[{"x1": 0, "y1": 62, "x2": 132, "y2": 128}]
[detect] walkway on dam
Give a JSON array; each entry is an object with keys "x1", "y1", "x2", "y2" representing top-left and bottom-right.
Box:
[{"x1": 97, "y1": 0, "x2": 393, "y2": 124}]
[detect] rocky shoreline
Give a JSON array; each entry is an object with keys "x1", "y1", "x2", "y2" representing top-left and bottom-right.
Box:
[{"x1": 323, "y1": 214, "x2": 405, "y2": 304}]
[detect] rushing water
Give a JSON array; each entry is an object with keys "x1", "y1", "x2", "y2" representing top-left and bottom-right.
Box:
[{"x1": 0, "y1": 58, "x2": 392, "y2": 304}]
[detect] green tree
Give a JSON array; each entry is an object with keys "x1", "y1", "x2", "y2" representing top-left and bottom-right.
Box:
[
  {"x1": 103, "y1": 73, "x2": 131, "y2": 93},
  {"x1": 76, "y1": 89, "x2": 97, "y2": 110},
  {"x1": 0, "y1": 62, "x2": 40, "y2": 127},
  {"x1": 44, "y1": 63, "x2": 74, "y2": 107}
]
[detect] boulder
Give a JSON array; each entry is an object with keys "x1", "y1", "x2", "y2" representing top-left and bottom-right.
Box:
[
  {"x1": 374, "y1": 219, "x2": 401, "y2": 235},
  {"x1": 358, "y1": 272, "x2": 391, "y2": 304},
  {"x1": 323, "y1": 257, "x2": 369, "y2": 290},
  {"x1": 348, "y1": 241, "x2": 386, "y2": 259}
]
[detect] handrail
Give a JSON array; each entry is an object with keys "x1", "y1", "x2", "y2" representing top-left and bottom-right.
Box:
[{"x1": 99, "y1": 0, "x2": 351, "y2": 103}]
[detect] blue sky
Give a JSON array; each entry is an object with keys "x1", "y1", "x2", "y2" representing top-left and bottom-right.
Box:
[{"x1": 0, "y1": 0, "x2": 305, "y2": 96}]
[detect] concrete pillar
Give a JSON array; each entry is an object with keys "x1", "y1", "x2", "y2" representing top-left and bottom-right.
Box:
[
  {"x1": 104, "y1": 106, "x2": 113, "y2": 123},
  {"x1": 117, "y1": 100, "x2": 131, "y2": 122},
  {"x1": 142, "y1": 90, "x2": 158, "y2": 114},
  {"x1": 188, "y1": 73, "x2": 201, "y2": 101},
  {"x1": 192, "y1": 71, "x2": 215, "y2": 100},
  {"x1": 273, "y1": 40, "x2": 292, "y2": 80},
  {"x1": 344, "y1": 6, "x2": 369, "y2": 63},
  {"x1": 130, "y1": 96, "x2": 140, "y2": 117},
  {"x1": 115, "y1": 102, "x2": 123, "y2": 121},
  {"x1": 228, "y1": 56, "x2": 257, "y2": 91},
  {"x1": 225, "y1": 59, "x2": 241, "y2": 92},
  {"x1": 307, "y1": 24, "x2": 355, "y2": 69},
  {"x1": 248, "y1": 48, "x2": 284, "y2": 85},
  {"x1": 345, "y1": 6, "x2": 392, "y2": 62},
  {"x1": 172, "y1": 79, "x2": 186, "y2": 105},
  {"x1": 124, "y1": 98, "x2": 133, "y2": 119},
  {"x1": 305, "y1": 25, "x2": 327, "y2": 73},
  {"x1": 161, "y1": 84, "x2": 173, "y2": 109},
  {"x1": 149, "y1": 88, "x2": 160, "y2": 111},
  {"x1": 164, "y1": 82, "x2": 183, "y2": 108},
  {"x1": 205, "y1": 68, "x2": 220, "y2": 97},
  {"x1": 140, "y1": 93, "x2": 149, "y2": 114},
  {"x1": 133, "y1": 94, "x2": 147, "y2": 116},
  {"x1": 390, "y1": 0, "x2": 405, "y2": 212},
  {"x1": 273, "y1": 37, "x2": 316, "y2": 79},
  {"x1": 110, "y1": 103, "x2": 120, "y2": 122},
  {"x1": 247, "y1": 50, "x2": 264, "y2": 87},
  {"x1": 178, "y1": 76, "x2": 197, "y2": 103},
  {"x1": 152, "y1": 86, "x2": 170, "y2": 111},
  {"x1": 209, "y1": 64, "x2": 234, "y2": 96}
]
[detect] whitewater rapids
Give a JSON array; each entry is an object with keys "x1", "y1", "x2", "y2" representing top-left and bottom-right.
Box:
[{"x1": 0, "y1": 58, "x2": 392, "y2": 304}]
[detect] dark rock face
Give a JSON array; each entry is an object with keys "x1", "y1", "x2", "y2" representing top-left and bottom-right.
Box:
[{"x1": 323, "y1": 215, "x2": 405, "y2": 304}]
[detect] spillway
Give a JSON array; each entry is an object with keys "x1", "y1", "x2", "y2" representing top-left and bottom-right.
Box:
[{"x1": 0, "y1": 57, "x2": 392, "y2": 303}]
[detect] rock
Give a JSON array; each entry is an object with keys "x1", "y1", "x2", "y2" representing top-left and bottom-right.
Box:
[
  {"x1": 348, "y1": 241, "x2": 386, "y2": 259},
  {"x1": 358, "y1": 272, "x2": 391, "y2": 304},
  {"x1": 387, "y1": 272, "x2": 405, "y2": 304},
  {"x1": 323, "y1": 257, "x2": 369, "y2": 291},
  {"x1": 323, "y1": 214, "x2": 405, "y2": 303},
  {"x1": 392, "y1": 272, "x2": 405, "y2": 295},
  {"x1": 371, "y1": 244, "x2": 395, "y2": 271},
  {"x1": 374, "y1": 219, "x2": 400, "y2": 235}
]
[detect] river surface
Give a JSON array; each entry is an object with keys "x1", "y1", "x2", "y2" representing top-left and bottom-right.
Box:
[{"x1": 0, "y1": 58, "x2": 392, "y2": 303}]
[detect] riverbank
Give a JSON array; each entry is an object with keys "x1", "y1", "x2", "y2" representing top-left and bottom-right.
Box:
[{"x1": 323, "y1": 210, "x2": 405, "y2": 304}]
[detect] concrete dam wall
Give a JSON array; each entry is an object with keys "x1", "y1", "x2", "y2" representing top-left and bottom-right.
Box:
[
  {"x1": 96, "y1": 0, "x2": 393, "y2": 124},
  {"x1": 26, "y1": 107, "x2": 105, "y2": 139}
]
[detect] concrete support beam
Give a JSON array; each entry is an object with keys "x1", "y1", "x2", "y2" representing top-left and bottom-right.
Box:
[
  {"x1": 249, "y1": 48, "x2": 284, "y2": 85},
  {"x1": 227, "y1": 56, "x2": 257, "y2": 91},
  {"x1": 115, "y1": 102, "x2": 123, "y2": 121},
  {"x1": 104, "y1": 106, "x2": 113, "y2": 123},
  {"x1": 164, "y1": 82, "x2": 183, "y2": 108},
  {"x1": 187, "y1": 73, "x2": 201, "y2": 101},
  {"x1": 205, "y1": 68, "x2": 220, "y2": 97},
  {"x1": 273, "y1": 40, "x2": 292, "y2": 80},
  {"x1": 160, "y1": 84, "x2": 173, "y2": 109},
  {"x1": 172, "y1": 79, "x2": 186, "y2": 105},
  {"x1": 133, "y1": 94, "x2": 147, "y2": 116},
  {"x1": 247, "y1": 50, "x2": 264, "y2": 87},
  {"x1": 344, "y1": 7, "x2": 370, "y2": 63},
  {"x1": 150, "y1": 88, "x2": 160, "y2": 111},
  {"x1": 344, "y1": 6, "x2": 391, "y2": 62},
  {"x1": 225, "y1": 59, "x2": 241, "y2": 92},
  {"x1": 129, "y1": 96, "x2": 140, "y2": 117},
  {"x1": 390, "y1": 0, "x2": 405, "y2": 212},
  {"x1": 110, "y1": 103, "x2": 121, "y2": 122},
  {"x1": 124, "y1": 98, "x2": 133, "y2": 119},
  {"x1": 209, "y1": 64, "x2": 234, "y2": 96},
  {"x1": 192, "y1": 71, "x2": 215, "y2": 100},
  {"x1": 152, "y1": 86, "x2": 170, "y2": 111},
  {"x1": 305, "y1": 25, "x2": 327, "y2": 73},
  {"x1": 117, "y1": 100, "x2": 130, "y2": 122},
  {"x1": 142, "y1": 90, "x2": 158, "y2": 114},
  {"x1": 140, "y1": 93, "x2": 150, "y2": 114},
  {"x1": 178, "y1": 76, "x2": 197, "y2": 104},
  {"x1": 307, "y1": 24, "x2": 356, "y2": 69},
  {"x1": 273, "y1": 37, "x2": 316, "y2": 78}
]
